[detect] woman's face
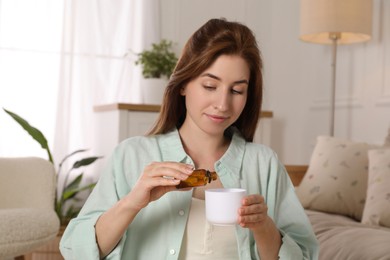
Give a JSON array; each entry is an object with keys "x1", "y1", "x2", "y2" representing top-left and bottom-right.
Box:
[{"x1": 180, "y1": 54, "x2": 249, "y2": 136}]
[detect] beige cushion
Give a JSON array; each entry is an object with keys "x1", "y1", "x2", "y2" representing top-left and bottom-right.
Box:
[
  {"x1": 0, "y1": 208, "x2": 59, "y2": 257},
  {"x1": 362, "y1": 148, "x2": 390, "y2": 228},
  {"x1": 296, "y1": 136, "x2": 375, "y2": 221}
]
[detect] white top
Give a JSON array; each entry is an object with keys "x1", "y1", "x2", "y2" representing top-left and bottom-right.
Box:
[{"x1": 178, "y1": 197, "x2": 239, "y2": 259}]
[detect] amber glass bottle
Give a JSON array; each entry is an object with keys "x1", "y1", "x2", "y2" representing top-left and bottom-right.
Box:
[{"x1": 176, "y1": 169, "x2": 218, "y2": 189}]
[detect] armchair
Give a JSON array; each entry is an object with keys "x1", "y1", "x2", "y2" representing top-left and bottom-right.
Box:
[{"x1": 0, "y1": 157, "x2": 60, "y2": 259}]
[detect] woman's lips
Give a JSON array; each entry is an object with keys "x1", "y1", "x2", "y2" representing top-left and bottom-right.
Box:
[{"x1": 206, "y1": 114, "x2": 229, "y2": 123}]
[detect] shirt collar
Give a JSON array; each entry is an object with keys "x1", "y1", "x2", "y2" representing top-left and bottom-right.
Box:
[
  {"x1": 158, "y1": 128, "x2": 188, "y2": 163},
  {"x1": 219, "y1": 128, "x2": 245, "y2": 172}
]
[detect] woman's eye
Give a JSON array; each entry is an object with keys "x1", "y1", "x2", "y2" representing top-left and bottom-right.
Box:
[
  {"x1": 231, "y1": 89, "x2": 243, "y2": 95},
  {"x1": 203, "y1": 85, "x2": 216, "y2": 90}
]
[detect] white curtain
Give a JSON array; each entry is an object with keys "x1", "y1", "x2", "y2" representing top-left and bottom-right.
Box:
[
  {"x1": 53, "y1": 0, "x2": 160, "y2": 184},
  {"x1": 0, "y1": 0, "x2": 63, "y2": 159},
  {"x1": 0, "y1": 0, "x2": 160, "y2": 183}
]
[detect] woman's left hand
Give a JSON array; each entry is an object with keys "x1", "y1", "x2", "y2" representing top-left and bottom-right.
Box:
[
  {"x1": 238, "y1": 194, "x2": 269, "y2": 231},
  {"x1": 238, "y1": 194, "x2": 282, "y2": 258}
]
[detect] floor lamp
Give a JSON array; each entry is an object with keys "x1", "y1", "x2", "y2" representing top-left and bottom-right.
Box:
[{"x1": 299, "y1": 0, "x2": 373, "y2": 136}]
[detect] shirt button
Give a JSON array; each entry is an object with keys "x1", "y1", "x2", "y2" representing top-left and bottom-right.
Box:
[
  {"x1": 178, "y1": 210, "x2": 185, "y2": 216},
  {"x1": 169, "y1": 249, "x2": 176, "y2": 255}
]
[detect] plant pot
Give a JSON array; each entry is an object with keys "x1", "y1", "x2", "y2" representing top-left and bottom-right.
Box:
[{"x1": 141, "y1": 78, "x2": 168, "y2": 105}]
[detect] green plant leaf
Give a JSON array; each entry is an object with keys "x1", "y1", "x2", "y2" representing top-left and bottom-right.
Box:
[
  {"x1": 4, "y1": 108, "x2": 100, "y2": 223},
  {"x1": 59, "y1": 149, "x2": 89, "y2": 167},
  {"x1": 62, "y1": 173, "x2": 96, "y2": 201},
  {"x1": 63, "y1": 173, "x2": 83, "y2": 196},
  {"x1": 3, "y1": 108, "x2": 54, "y2": 163},
  {"x1": 63, "y1": 183, "x2": 96, "y2": 201},
  {"x1": 74, "y1": 183, "x2": 96, "y2": 193},
  {"x1": 62, "y1": 189, "x2": 78, "y2": 201},
  {"x1": 72, "y1": 156, "x2": 102, "y2": 169},
  {"x1": 64, "y1": 204, "x2": 81, "y2": 220}
]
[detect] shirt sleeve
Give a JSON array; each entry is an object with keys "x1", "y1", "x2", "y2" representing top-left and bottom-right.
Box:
[
  {"x1": 59, "y1": 147, "x2": 129, "y2": 260},
  {"x1": 270, "y1": 158, "x2": 319, "y2": 260},
  {"x1": 278, "y1": 232, "x2": 306, "y2": 259}
]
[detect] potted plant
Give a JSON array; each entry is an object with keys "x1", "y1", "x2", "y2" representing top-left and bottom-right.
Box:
[
  {"x1": 3, "y1": 108, "x2": 101, "y2": 226},
  {"x1": 134, "y1": 39, "x2": 178, "y2": 104}
]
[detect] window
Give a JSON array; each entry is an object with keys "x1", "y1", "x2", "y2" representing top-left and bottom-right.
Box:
[{"x1": 0, "y1": 0, "x2": 63, "y2": 157}]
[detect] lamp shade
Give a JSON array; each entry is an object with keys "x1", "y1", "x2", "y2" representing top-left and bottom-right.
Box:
[{"x1": 300, "y1": 0, "x2": 373, "y2": 45}]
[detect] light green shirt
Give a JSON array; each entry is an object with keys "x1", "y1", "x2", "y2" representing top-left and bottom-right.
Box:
[{"x1": 60, "y1": 128, "x2": 319, "y2": 259}]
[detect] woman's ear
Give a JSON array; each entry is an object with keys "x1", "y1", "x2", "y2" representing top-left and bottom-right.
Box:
[{"x1": 180, "y1": 86, "x2": 186, "y2": 96}]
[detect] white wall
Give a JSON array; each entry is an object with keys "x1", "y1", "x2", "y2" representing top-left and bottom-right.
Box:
[{"x1": 160, "y1": 0, "x2": 390, "y2": 164}]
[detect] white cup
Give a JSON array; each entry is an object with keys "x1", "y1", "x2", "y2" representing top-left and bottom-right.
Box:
[{"x1": 205, "y1": 188, "x2": 247, "y2": 226}]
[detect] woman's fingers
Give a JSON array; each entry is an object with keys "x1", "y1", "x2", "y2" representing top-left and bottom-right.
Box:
[
  {"x1": 238, "y1": 194, "x2": 268, "y2": 226},
  {"x1": 239, "y1": 203, "x2": 264, "y2": 215},
  {"x1": 241, "y1": 194, "x2": 264, "y2": 206},
  {"x1": 146, "y1": 161, "x2": 193, "y2": 181},
  {"x1": 129, "y1": 162, "x2": 194, "y2": 209}
]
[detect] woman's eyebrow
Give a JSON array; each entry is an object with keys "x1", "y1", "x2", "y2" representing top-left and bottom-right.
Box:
[
  {"x1": 201, "y1": 73, "x2": 221, "y2": 81},
  {"x1": 200, "y1": 73, "x2": 249, "y2": 85}
]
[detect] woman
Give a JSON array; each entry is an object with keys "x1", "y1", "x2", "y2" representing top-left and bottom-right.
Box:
[{"x1": 60, "y1": 18, "x2": 318, "y2": 259}]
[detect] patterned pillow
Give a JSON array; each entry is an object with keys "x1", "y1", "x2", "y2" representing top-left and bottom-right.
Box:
[
  {"x1": 361, "y1": 149, "x2": 390, "y2": 228},
  {"x1": 296, "y1": 136, "x2": 374, "y2": 221}
]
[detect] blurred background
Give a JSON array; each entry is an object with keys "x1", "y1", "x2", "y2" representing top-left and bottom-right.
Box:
[{"x1": 0, "y1": 0, "x2": 389, "y2": 180}]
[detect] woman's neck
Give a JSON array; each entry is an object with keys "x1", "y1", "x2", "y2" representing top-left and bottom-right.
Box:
[{"x1": 178, "y1": 124, "x2": 230, "y2": 169}]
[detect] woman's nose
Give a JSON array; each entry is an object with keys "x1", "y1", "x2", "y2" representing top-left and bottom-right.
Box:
[{"x1": 213, "y1": 91, "x2": 229, "y2": 111}]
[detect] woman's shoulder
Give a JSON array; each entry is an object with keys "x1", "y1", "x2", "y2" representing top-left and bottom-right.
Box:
[
  {"x1": 244, "y1": 143, "x2": 280, "y2": 168},
  {"x1": 114, "y1": 134, "x2": 159, "y2": 154},
  {"x1": 230, "y1": 127, "x2": 275, "y2": 156},
  {"x1": 114, "y1": 130, "x2": 178, "y2": 154},
  {"x1": 230, "y1": 127, "x2": 278, "y2": 161},
  {"x1": 245, "y1": 141, "x2": 273, "y2": 152},
  {"x1": 121, "y1": 134, "x2": 156, "y2": 145}
]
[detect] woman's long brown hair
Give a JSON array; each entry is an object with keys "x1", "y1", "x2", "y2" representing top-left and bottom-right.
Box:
[{"x1": 148, "y1": 18, "x2": 263, "y2": 142}]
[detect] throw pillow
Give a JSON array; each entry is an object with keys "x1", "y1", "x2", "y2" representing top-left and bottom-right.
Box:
[
  {"x1": 361, "y1": 148, "x2": 390, "y2": 228},
  {"x1": 296, "y1": 136, "x2": 373, "y2": 221}
]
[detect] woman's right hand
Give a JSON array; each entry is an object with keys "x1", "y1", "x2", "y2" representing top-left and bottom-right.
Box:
[
  {"x1": 96, "y1": 161, "x2": 193, "y2": 258},
  {"x1": 124, "y1": 161, "x2": 194, "y2": 211}
]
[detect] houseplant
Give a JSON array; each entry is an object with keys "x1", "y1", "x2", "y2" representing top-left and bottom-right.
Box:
[
  {"x1": 134, "y1": 39, "x2": 178, "y2": 104},
  {"x1": 3, "y1": 108, "x2": 101, "y2": 226},
  {"x1": 135, "y1": 39, "x2": 177, "y2": 79}
]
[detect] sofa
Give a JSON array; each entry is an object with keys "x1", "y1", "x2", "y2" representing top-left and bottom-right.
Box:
[{"x1": 286, "y1": 134, "x2": 390, "y2": 260}]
